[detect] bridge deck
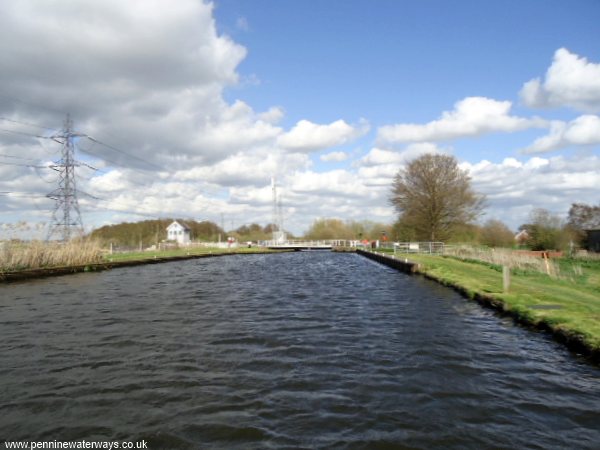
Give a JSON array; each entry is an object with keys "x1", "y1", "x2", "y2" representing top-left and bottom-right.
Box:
[{"x1": 267, "y1": 244, "x2": 332, "y2": 250}]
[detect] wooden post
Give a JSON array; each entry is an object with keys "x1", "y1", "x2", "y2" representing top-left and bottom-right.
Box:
[
  {"x1": 503, "y1": 265, "x2": 510, "y2": 293},
  {"x1": 543, "y1": 251, "x2": 551, "y2": 275}
]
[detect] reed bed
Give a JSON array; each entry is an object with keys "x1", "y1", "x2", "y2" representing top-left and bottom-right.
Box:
[
  {"x1": 443, "y1": 246, "x2": 560, "y2": 277},
  {"x1": 0, "y1": 239, "x2": 104, "y2": 272}
]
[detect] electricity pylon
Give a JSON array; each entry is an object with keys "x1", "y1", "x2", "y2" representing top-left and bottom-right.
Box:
[
  {"x1": 271, "y1": 177, "x2": 285, "y2": 243},
  {"x1": 46, "y1": 114, "x2": 86, "y2": 241}
]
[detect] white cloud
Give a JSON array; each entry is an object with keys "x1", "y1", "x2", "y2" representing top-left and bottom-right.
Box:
[
  {"x1": 320, "y1": 151, "x2": 348, "y2": 162},
  {"x1": 258, "y1": 106, "x2": 285, "y2": 124},
  {"x1": 378, "y1": 97, "x2": 546, "y2": 143},
  {"x1": 0, "y1": 0, "x2": 261, "y2": 169},
  {"x1": 278, "y1": 119, "x2": 370, "y2": 152},
  {"x1": 463, "y1": 154, "x2": 600, "y2": 228},
  {"x1": 88, "y1": 170, "x2": 131, "y2": 192},
  {"x1": 524, "y1": 115, "x2": 600, "y2": 153},
  {"x1": 289, "y1": 170, "x2": 371, "y2": 198},
  {"x1": 520, "y1": 48, "x2": 600, "y2": 112},
  {"x1": 359, "y1": 143, "x2": 443, "y2": 167},
  {"x1": 0, "y1": 0, "x2": 308, "y2": 231},
  {"x1": 173, "y1": 149, "x2": 310, "y2": 187},
  {"x1": 2, "y1": 5, "x2": 596, "y2": 239}
]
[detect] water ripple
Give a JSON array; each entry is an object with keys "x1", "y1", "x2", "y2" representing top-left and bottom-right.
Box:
[{"x1": 0, "y1": 252, "x2": 598, "y2": 448}]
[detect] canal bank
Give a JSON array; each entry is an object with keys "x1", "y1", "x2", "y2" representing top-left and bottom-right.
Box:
[
  {"x1": 0, "y1": 248, "x2": 289, "y2": 282},
  {"x1": 356, "y1": 249, "x2": 600, "y2": 362}
]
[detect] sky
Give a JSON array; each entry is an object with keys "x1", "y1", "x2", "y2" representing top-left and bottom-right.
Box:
[{"x1": 1, "y1": 0, "x2": 599, "y2": 238}]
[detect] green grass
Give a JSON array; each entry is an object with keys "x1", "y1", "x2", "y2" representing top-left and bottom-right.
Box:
[
  {"x1": 104, "y1": 246, "x2": 281, "y2": 263},
  {"x1": 391, "y1": 252, "x2": 600, "y2": 352}
]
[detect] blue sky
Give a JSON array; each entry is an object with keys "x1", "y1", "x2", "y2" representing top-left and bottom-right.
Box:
[
  {"x1": 214, "y1": 0, "x2": 599, "y2": 159},
  {"x1": 0, "y1": 0, "x2": 599, "y2": 238}
]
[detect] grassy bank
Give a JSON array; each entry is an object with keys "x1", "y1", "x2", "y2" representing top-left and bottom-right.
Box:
[
  {"x1": 0, "y1": 241, "x2": 283, "y2": 279},
  {"x1": 379, "y1": 248, "x2": 600, "y2": 354},
  {"x1": 104, "y1": 245, "x2": 278, "y2": 263}
]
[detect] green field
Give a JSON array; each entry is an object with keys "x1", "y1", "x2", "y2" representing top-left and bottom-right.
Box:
[
  {"x1": 104, "y1": 246, "x2": 278, "y2": 263},
  {"x1": 381, "y1": 249, "x2": 600, "y2": 353}
]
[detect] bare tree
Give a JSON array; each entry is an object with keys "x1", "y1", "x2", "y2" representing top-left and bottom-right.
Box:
[{"x1": 390, "y1": 153, "x2": 484, "y2": 241}]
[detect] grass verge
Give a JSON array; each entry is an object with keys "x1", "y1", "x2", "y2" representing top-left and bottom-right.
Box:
[
  {"x1": 0, "y1": 243, "x2": 285, "y2": 282},
  {"x1": 370, "y1": 248, "x2": 600, "y2": 357},
  {"x1": 104, "y1": 246, "x2": 279, "y2": 263}
]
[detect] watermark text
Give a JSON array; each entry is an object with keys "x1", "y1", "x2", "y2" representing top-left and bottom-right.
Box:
[{"x1": 4, "y1": 440, "x2": 147, "y2": 449}]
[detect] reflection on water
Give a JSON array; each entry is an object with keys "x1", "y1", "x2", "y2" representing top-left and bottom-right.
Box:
[{"x1": 0, "y1": 252, "x2": 598, "y2": 448}]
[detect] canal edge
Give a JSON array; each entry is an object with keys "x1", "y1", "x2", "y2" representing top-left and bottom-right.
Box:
[
  {"x1": 355, "y1": 249, "x2": 600, "y2": 363},
  {"x1": 0, "y1": 250, "x2": 292, "y2": 283}
]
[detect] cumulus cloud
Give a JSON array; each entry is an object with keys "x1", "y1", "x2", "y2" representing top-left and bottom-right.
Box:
[
  {"x1": 278, "y1": 119, "x2": 370, "y2": 152},
  {"x1": 462, "y1": 155, "x2": 600, "y2": 228},
  {"x1": 378, "y1": 97, "x2": 546, "y2": 144},
  {"x1": 320, "y1": 151, "x2": 348, "y2": 162},
  {"x1": 359, "y1": 143, "x2": 443, "y2": 167},
  {"x1": 1, "y1": 4, "x2": 596, "y2": 238},
  {"x1": 173, "y1": 149, "x2": 310, "y2": 187},
  {"x1": 354, "y1": 143, "x2": 444, "y2": 187},
  {"x1": 520, "y1": 48, "x2": 600, "y2": 112},
  {"x1": 0, "y1": 0, "x2": 266, "y2": 170},
  {"x1": 523, "y1": 115, "x2": 600, "y2": 153},
  {"x1": 0, "y1": 0, "x2": 324, "y2": 232}
]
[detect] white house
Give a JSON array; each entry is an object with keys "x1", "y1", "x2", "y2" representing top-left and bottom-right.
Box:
[{"x1": 166, "y1": 220, "x2": 191, "y2": 245}]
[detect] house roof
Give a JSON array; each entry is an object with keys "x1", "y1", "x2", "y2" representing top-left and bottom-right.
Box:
[{"x1": 167, "y1": 220, "x2": 191, "y2": 231}]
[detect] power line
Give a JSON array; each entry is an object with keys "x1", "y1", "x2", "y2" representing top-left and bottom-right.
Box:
[
  {"x1": 0, "y1": 153, "x2": 44, "y2": 162},
  {"x1": 85, "y1": 136, "x2": 163, "y2": 171},
  {"x1": 0, "y1": 191, "x2": 48, "y2": 199},
  {"x1": 0, "y1": 117, "x2": 55, "y2": 131},
  {"x1": 0, "y1": 93, "x2": 66, "y2": 115},
  {"x1": 0, "y1": 127, "x2": 46, "y2": 139},
  {"x1": 34, "y1": 166, "x2": 56, "y2": 184},
  {"x1": 0, "y1": 110, "x2": 218, "y2": 231},
  {"x1": 0, "y1": 161, "x2": 49, "y2": 168}
]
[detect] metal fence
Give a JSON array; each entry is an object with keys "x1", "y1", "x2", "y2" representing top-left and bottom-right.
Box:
[{"x1": 393, "y1": 242, "x2": 445, "y2": 255}]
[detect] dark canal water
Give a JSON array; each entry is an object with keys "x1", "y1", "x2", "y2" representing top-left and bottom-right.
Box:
[{"x1": 1, "y1": 252, "x2": 599, "y2": 449}]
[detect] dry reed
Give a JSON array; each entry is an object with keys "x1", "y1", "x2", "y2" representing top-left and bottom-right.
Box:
[
  {"x1": 0, "y1": 239, "x2": 104, "y2": 272},
  {"x1": 443, "y1": 246, "x2": 560, "y2": 277}
]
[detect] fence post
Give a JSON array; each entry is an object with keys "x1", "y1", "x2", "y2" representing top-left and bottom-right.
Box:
[
  {"x1": 503, "y1": 265, "x2": 510, "y2": 293},
  {"x1": 543, "y1": 252, "x2": 551, "y2": 275}
]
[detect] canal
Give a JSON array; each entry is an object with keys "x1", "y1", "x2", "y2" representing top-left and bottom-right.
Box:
[{"x1": 0, "y1": 252, "x2": 598, "y2": 448}]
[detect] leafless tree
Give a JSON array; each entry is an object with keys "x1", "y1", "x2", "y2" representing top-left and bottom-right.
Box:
[{"x1": 390, "y1": 153, "x2": 484, "y2": 241}]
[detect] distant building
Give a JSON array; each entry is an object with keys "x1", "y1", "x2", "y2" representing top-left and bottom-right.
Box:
[
  {"x1": 166, "y1": 220, "x2": 191, "y2": 245},
  {"x1": 586, "y1": 229, "x2": 600, "y2": 252},
  {"x1": 514, "y1": 229, "x2": 529, "y2": 246}
]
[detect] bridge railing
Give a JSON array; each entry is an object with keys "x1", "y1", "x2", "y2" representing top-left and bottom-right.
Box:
[
  {"x1": 262, "y1": 239, "x2": 353, "y2": 247},
  {"x1": 393, "y1": 242, "x2": 445, "y2": 255}
]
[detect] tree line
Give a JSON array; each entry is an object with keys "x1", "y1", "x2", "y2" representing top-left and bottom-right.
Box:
[
  {"x1": 90, "y1": 219, "x2": 225, "y2": 247},
  {"x1": 303, "y1": 154, "x2": 599, "y2": 251},
  {"x1": 388, "y1": 153, "x2": 599, "y2": 250},
  {"x1": 89, "y1": 219, "x2": 291, "y2": 247},
  {"x1": 90, "y1": 153, "x2": 598, "y2": 251}
]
